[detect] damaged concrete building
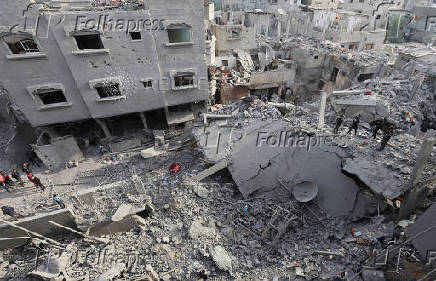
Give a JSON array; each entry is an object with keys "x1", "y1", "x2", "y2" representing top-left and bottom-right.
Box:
[{"x1": 0, "y1": 0, "x2": 208, "y2": 162}]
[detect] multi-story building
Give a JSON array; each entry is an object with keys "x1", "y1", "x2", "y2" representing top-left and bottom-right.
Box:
[
  {"x1": 0, "y1": 0, "x2": 208, "y2": 141},
  {"x1": 405, "y1": 0, "x2": 436, "y2": 43}
]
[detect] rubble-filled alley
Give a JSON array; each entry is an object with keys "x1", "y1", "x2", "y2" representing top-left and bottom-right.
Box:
[{"x1": 0, "y1": 0, "x2": 435, "y2": 280}]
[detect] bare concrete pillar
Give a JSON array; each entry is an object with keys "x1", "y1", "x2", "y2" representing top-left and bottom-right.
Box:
[
  {"x1": 286, "y1": 16, "x2": 291, "y2": 37},
  {"x1": 139, "y1": 112, "x2": 148, "y2": 129},
  {"x1": 95, "y1": 119, "x2": 112, "y2": 139},
  {"x1": 399, "y1": 130, "x2": 436, "y2": 219},
  {"x1": 318, "y1": 91, "x2": 327, "y2": 129},
  {"x1": 277, "y1": 17, "x2": 281, "y2": 38}
]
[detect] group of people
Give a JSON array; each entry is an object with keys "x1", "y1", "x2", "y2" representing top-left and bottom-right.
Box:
[
  {"x1": 334, "y1": 114, "x2": 396, "y2": 151},
  {"x1": 0, "y1": 162, "x2": 46, "y2": 193}
]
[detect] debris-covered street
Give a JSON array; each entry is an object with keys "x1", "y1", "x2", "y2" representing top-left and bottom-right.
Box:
[{"x1": 0, "y1": 0, "x2": 435, "y2": 280}]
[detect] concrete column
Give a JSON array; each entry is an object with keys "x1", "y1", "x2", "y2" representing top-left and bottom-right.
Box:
[
  {"x1": 277, "y1": 17, "x2": 281, "y2": 38},
  {"x1": 95, "y1": 118, "x2": 112, "y2": 139},
  {"x1": 139, "y1": 112, "x2": 148, "y2": 129},
  {"x1": 318, "y1": 91, "x2": 327, "y2": 129},
  {"x1": 286, "y1": 16, "x2": 291, "y2": 37},
  {"x1": 399, "y1": 130, "x2": 436, "y2": 219}
]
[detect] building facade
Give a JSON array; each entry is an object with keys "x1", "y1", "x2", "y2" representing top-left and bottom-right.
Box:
[{"x1": 0, "y1": 0, "x2": 208, "y2": 136}]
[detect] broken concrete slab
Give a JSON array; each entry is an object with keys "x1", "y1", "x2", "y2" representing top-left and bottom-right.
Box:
[
  {"x1": 191, "y1": 160, "x2": 229, "y2": 181},
  {"x1": 94, "y1": 263, "x2": 126, "y2": 281},
  {"x1": 343, "y1": 157, "x2": 408, "y2": 200},
  {"x1": 140, "y1": 146, "x2": 166, "y2": 159},
  {"x1": 108, "y1": 138, "x2": 141, "y2": 153},
  {"x1": 188, "y1": 221, "x2": 217, "y2": 240},
  {"x1": 210, "y1": 245, "x2": 233, "y2": 273},
  {"x1": 228, "y1": 120, "x2": 361, "y2": 217},
  {"x1": 0, "y1": 209, "x2": 75, "y2": 250},
  {"x1": 407, "y1": 202, "x2": 436, "y2": 260},
  {"x1": 362, "y1": 269, "x2": 386, "y2": 281},
  {"x1": 111, "y1": 204, "x2": 144, "y2": 222}
]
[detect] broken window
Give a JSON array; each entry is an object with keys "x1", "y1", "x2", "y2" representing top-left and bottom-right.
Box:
[
  {"x1": 34, "y1": 89, "x2": 67, "y2": 105},
  {"x1": 222, "y1": 60, "x2": 229, "y2": 66},
  {"x1": 129, "y1": 31, "x2": 141, "y2": 40},
  {"x1": 359, "y1": 0, "x2": 364, "y2": 2},
  {"x1": 95, "y1": 83, "x2": 122, "y2": 98},
  {"x1": 174, "y1": 73, "x2": 195, "y2": 87},
  {"x1": 357, "y1": 73, "x2": 374, "y2": 82},
  {"x1": 142, "y1": 80, "x2": 153, "y2": 88},
  {"x1": 167, "y1": 26, "x2": 191, "y2": 43},
  {"x1": 330, "y1": 67, "x2": 339, "y2": 82},
  {"x1": 228, "y1": 28, "x2": 242, "y2": 39},
  {"x1": 168, "y1": 103, "x2": 192, "y2": 113},
  {"x1": 73, "y1": 33, "x2": 104, "y2": 50},
  {"x1": 365, "y1": 43, "x2": 374, "y2": 50},
  {"x1": 4, "y1": 35, "x2": 40, "y2": 54},
  {"x1": 376, "y1": 15, "x2": 381, "y2": 19}
]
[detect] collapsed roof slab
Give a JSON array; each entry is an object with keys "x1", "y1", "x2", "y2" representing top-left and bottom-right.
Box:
[
  {"x1": 226, "y1": 120, "x2": 382, "y2": 218},
  {"x1": 407, "y1": 202, "x2": 436, "y2": 261},
  {"x1": 343, "y1": 157, "x2": 408, "y2": 200}
]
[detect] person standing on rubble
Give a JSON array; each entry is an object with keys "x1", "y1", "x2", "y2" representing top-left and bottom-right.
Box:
[
  {"x1": 334, "y1": 113, "x2": 344, "y2": 134},
  {"x1": 370, "y1": 118, "x2": 386, "y2": 139},
  {"x1": 0, "y1": 174, "x2": 11, "y2": 193},
  {"x1": 347, "y1": 115, "x2": 361, "y2": 135},
  {"x1": 377, "y1": 122, "x2": 395, "y2": 151},
  {"x1": 53, "y1": 194, "x2": 65, "y2": 209},
  {"x1": 22, "y1": 162, "x2": 31, "y2": 174},
  {"x1": 11, "y1": 169, "x2": 24, "y2": 186},
  {"x1": 33, "y1": 176, "x2": 45, "y2": 191}
]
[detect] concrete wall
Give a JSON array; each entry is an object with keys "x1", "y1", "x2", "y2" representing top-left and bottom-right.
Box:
[
  {"x1": 0, "y1": 209, "x2": 75, "y2": 250},
  {"x1": 0, "y1": 0, "x2": 208, "y2": 127},
  {"x1": 338, "y1": 0, "x2": 405, "y2": 16},
  {"x1": 212, "y1": 24, "x2": 257, "y2": 55}
]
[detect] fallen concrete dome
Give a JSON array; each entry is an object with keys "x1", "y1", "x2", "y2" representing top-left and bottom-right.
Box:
[{"x1": 291, "y1": 181, "x2": 318, "y2": 202}]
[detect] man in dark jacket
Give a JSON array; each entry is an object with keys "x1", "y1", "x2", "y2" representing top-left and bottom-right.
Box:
[
  {"x1": 334, "y1": 114, "x2": 344, "y2": 134},
  {"x1": 347, "y1": 115, "x2": 361, "y2": 135}
]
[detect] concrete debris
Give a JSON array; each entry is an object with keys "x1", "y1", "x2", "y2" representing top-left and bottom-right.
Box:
[
  {"x1": 94, "y1": 263, "x2": 126, "y2": 281},
  {"x1": 362, "y1": 269, "x2": 386, "y2": 281},
  {"x1": 407, "y1": 202, "x2": 436, "y2": 259},
  {"x1": 209, "y1": 245, "x2": 233, "y2": 273},
  {"x1": 188, "y1": 221, "x2": 217, "y2": 240},
  {"x1": 111, "y1": 204, "x2": 143, "y2": 222},
  {"x1": 343, "y1": 157, "x2": 408, "y2": 199}
]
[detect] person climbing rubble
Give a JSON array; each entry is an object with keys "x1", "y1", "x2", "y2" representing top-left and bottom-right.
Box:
[
  {"x1": 377, "y1": 121, "x2": 396, "y2": 151},
  {"x1": 53, "y1": 194, "x2": 65, "y2": 209},
  {"x1": 33, "y1": 176, "x2": 45, "y2": 191},
  {"x1": 11, "y1": 169, "x2": 24, "y2": 186},
  {"x1": 27, "y1": 172, "x2": 34, "y2": 183},
  {"x1": 347, "y1": 115, "x2": 360, "y2": 135},
  {"x1": 334, "y1": 113, "x2": 344, "y2": 134}
]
